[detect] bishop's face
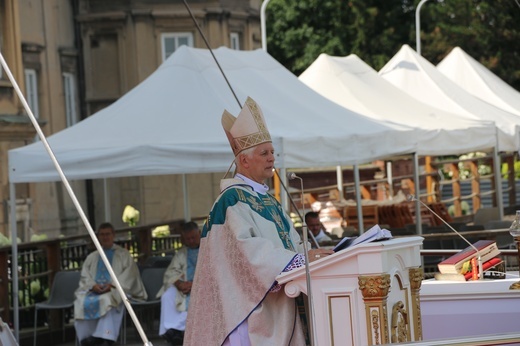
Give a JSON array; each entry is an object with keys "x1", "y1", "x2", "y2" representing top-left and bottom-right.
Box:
[{"x1": 242, "y1": 142, "x2": 275, "y2": 184}]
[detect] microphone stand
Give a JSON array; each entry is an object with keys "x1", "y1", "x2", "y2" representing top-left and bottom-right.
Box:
[
  {"x1": 276, "y1": 171, "x2": 320, "y2": 249},
  {"x1": 293, "y1": 174, "x2": 318, "y2": 346},
  {"x1": 408, "y1": 195, "x2": 483, "y2": 280}
]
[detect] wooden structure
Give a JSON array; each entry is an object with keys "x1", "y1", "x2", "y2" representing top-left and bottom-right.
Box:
[
  {"x1": 276, "y1": 237, "x2": 424, "y2": 345},
  {"x1": 342, "y1": 202, "x2": 453, "y2": 231}
]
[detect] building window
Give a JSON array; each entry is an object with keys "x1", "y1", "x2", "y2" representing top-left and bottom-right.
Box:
[
  {"x1": 230, "y1": 32, "x2": 240, "y2": 50},
  {"x1": 24, "y1": 69, "x2": 39, "y2": 118},
  {"x1": 63, "y1": 72, "x2": 78, "y2": 127},
  {"x1": 161, "y1": 32, "x2": 193, "y2": 61}
]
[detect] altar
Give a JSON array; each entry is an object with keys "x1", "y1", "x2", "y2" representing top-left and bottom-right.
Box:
[{"x1": 420, "y1": 274, "x2": 520, "y2": 340}]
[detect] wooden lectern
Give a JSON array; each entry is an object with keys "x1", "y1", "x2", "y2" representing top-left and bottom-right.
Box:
[{"x1": 276, "y1": 237, "x2": 424, "y2": 346}]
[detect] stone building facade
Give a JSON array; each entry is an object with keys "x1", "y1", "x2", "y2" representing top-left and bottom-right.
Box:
[{"x1": 1, "y1": 0, "x2": 263, "y2": 239}]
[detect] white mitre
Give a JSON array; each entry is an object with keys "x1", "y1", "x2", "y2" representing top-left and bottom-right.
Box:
[{"x1": 221, "y1": 97, "x2": 272, "y2": 156}]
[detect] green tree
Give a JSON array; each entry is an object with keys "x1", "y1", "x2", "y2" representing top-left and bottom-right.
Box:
[
  {"x1": 266, "y1": 0, "x2": 520, "y2": 90},
  {"x1": 420, "y1": 0, "x2": 520, "y2": 90},
  {"x1": 267, "y1": 0, "x2": 415, "y2": 75}
]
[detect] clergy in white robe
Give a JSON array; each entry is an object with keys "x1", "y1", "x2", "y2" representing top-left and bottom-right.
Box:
[
  {"x1": 184, "y1": 97, "x2": 332, "y2": 346},
  {"x1": 74, "y1": 222, "x2": 147, "y2": 346},
  {"x1": 157, "y1": 221, "x2": 200, "y2": 344}
]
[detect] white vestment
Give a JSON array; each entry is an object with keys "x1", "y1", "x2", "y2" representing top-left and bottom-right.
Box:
[
  {"x1": 159, "y1": 286, "x2": 188, "y2": 335},
  {"x1": 314, "y1": 229, "x2": 332, "y2": 243},
  {"x1": 157, "y1": 246, "x2": 195, "y2": 335},
  {"x1": 74, "y1": 305, "x2": 125, "y2": 342},
  {"x1": 184, "y1": 178, "x2": 307, "y2": 346},
  {"x1": 74, "y1": 244, "x2": 147, "y2": 341}
]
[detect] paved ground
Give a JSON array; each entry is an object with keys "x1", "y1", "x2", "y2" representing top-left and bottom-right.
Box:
[
  {"x1": 21, "y1": 324, "x2": 168, "y2": 346},
  {"x1": 55, "y1": 334, "x2": 168, "y2": 346}
]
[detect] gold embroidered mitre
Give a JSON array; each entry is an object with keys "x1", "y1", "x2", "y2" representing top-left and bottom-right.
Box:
[{"x1": 222, "y1": 97, "x2": 272, "y2": 156}]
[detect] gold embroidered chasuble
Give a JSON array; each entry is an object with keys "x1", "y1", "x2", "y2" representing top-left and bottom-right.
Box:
[{"x1": 184, "y1": 178, "x2": 306, "y2": 346}]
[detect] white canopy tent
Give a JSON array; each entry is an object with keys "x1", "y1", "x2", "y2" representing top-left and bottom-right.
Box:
[
  {"x1": 299, "y1": 53, "x2": 497, "y2": 156},
  {"x1": 379, "y1": 44, "x2": 520, "y2": 153},
  {"x1": 437, "y1": 47, "x2": 520, "y2": 117},
  {"x1": 9, "y1": 46, "x2": 418, "y2": 184},
  {"x1": 379, "y1": 44, "x2": 520, "y2": 220},
  {"x1": 299, "y1": 52, "x2": 497, "y2": 235}
]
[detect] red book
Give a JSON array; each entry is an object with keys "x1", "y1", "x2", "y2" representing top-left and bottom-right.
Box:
[
  {"x1": 464, "y1": 257, "x2": 503, "y2": 280},
  {"x1": 437, "y1": 240, "x2": 500, "y2": 274}
]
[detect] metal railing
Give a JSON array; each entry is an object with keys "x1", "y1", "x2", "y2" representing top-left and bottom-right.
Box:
[{"x1": 0, "y1": 221, "x2": 186, "y2": 330}]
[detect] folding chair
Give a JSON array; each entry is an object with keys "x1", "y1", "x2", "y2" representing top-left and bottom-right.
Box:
[
  {"x1": 122, "y1": 267, "x2": 166, "y2": 343},
  {"x1": 33, "y1": 270, "x2": 81, "y2": 346}
]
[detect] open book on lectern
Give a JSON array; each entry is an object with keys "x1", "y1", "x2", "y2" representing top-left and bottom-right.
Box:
[{"x1": 333, "y1": 224, "x2": 392, "y2": 252}]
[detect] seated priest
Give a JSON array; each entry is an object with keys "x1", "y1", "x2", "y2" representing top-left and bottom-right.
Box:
[
  {"x1": 157, "y1": 221, "x2": 201, "y2": 346},
  {"x1": 74, "y1": 222, "x2": 147, "y2": 346}
]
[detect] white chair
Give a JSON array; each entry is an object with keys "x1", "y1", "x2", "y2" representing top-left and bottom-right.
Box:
[{"x1": 33, "y1": 270, "x2": 81, "y2": 346}]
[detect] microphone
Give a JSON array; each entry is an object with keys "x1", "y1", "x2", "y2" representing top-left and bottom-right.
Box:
[
  {"x1": 287, "y1": 172, "x2": 299, "y2": 180},
  {"x1": 407, "y1": 194, "x2": 483, "y2": 280}
]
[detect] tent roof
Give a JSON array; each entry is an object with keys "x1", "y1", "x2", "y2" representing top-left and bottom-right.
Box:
[
  {"x1": 437, "y1": 47, "x2": 520, "y2": 117},
  {"x1": 9, "y1": 46, "x2": 417, "y2": 183},
  {"x1": 379, "y1": 44, "x2": 520, "y2": 152},
  {"x1": 299, "y1": 53, "x2": 496, "y2": 156}
]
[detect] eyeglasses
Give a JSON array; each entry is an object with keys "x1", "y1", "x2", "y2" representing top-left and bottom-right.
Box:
[{"x1": 98, "y1": 232, "x2": 114, "y2": 237}]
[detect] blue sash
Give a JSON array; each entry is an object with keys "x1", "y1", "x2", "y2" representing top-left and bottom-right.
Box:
[
  {"x1": 83, "y1": 249, "x2": 115, "y2": 319},
  {"x1": 185, "y1": 248, "x2": 199, "y2": 309}
]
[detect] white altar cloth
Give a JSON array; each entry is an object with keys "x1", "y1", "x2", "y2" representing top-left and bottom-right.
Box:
[{"x1": 420, "y1": 274, "x2": 520, "y2": 340}]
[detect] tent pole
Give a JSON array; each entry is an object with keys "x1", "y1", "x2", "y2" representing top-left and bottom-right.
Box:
[
  {"x1": 336, "y1": 166, "x2": 343, "y2": 200},
  {"x1": 9, "y1": 182, "x2": 20, "y2": 342},
  {"x1": 280, "y1": 168, "x2": 288, "y2": 212},
  {"x1": 386, "y1": 161, "x2": 394, "y2": 200},
  {"x1": 413, "y1": 152, "x2": 423, "y2": 235},
  {"x1": 493, "y1": 134, "x2": 504, "y2": 220},
  {"x1": 354, "y1": 164, "x2": 364, "y2": 234},
  {"x1": 183, "y1": 174, "x2": 191, "y2": 221},
  {"x1": 103, "y1": 178, "x2": 111, "y2": 221}
]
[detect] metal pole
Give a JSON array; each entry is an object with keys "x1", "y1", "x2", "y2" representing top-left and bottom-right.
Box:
[
  {"x1": 294, "y1": 176, "x2": 317, "y2": 346},
  {"x1": 354, "y1": 165, "x2": 364, "y2": 234},
  {"x1": 182, "y1": 174, "x2": 191, "y2": 221},
  {"x1": 9, "y1": 183, "x2": 19, "y2": 341},
  {"x1": 413, "y1": 152, "x2": 423, "y2": 235},
  {"x1": 493, "y1": 130, "x2": 505, "y2": 220},
  {"x1": 0, "y1": 52, "x2": 153, "y2": 346},
  {"x1": 415, "y1": 0, "x2": 430, "y2": 55},
  {"x1": 103, "y1": 178, "x2": 111, "y2": 221},
  {"x1": 261, "y1": 0, "x2": 273, "y2": 51},
  {"x1": 336, "y1": 166, "x2": 344, "y2": 200}
]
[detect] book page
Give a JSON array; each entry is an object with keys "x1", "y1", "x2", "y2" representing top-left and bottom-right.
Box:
[
  {"x1": 350, "y1": 224, "x2": 391, "y2": 247},
  {"x1": 333, "y1": 224, "x2": 392, "y2": 252}
]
